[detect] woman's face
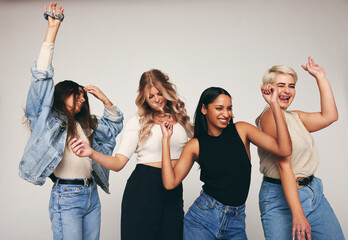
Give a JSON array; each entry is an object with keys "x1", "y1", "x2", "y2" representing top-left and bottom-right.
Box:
[
  {"x1": 202, "y1": 94, "x2": 233, "y2": 136},
  {"x1": 146, "y1": 86, "x2": 167, "y2": 113},
  {"x1": 272, "y1": 73, "x2": 296, "y2": 110},
  {"x1": 64, "y1": 87, "x2": 85, "y2": 114}
]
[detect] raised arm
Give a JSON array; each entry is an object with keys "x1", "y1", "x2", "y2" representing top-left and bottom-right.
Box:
[
  {"x1": 242, "y1": 84, "x2": 292, "y2": 157},
  {"x1": 161, "y1": 122, "x2": 197, "y2": 190},
  {"x1": 26, "y1": 3, "x2": 64, "y2": 129},
  {"x1": 44, "y1": 2, "x2": 64, "y2": 44},
  {"x1": 69, "y1": 138, "x2": 129, "y2": 172},
  {"x1": 296, "y1": 57, "x2": 338, "y2": 132}
]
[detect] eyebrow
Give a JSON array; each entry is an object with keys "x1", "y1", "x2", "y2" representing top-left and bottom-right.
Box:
[{"x1": 214, "y1": 104, "x2": 232, "y2": 107}]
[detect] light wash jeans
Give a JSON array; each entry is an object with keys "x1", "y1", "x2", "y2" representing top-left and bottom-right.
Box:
[
  {"x1": 49, "y1": 180, "x2": 101, "y2": 240},
  {"x1": 184, "y1": 191, "x2": 247, "y2": 240},
  {"x1": 259, "y1": 176, "x2": 345, "y2": 240}
]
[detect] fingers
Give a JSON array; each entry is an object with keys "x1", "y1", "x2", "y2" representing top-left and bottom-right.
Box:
[
  {"x1": 261, "y1": 84, "x2": 274, "y2": 95},
  {"x1": 296, "y1": 229, "x2": 301, "y2": 240},
  {"x1": 48, "y1": 2, "x2": 53, "y2": 12},
  {"x1": 52, "y1": 2, "x2": 57, "y2": 13},
  {"x1": 69, "y1": 138, "x2": 85, "y2": 153},
  {"x1": 44, "y1": 5, "x2": 47, "y2": 12}
]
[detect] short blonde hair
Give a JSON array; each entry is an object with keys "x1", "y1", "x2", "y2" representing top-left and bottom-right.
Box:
[{"x1": 262, "y1": 65, "x2": 298, "y2": 84}]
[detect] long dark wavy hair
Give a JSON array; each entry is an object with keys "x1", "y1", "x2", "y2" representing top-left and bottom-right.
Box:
[
  {"x1": 53, "y1": 80, "x2": 97, "y2": 143},
  {"x1": 193, "y1": 87, "x2": 231, "y2": 138}
]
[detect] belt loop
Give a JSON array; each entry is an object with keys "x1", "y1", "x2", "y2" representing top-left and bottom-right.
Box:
[{"x1": 55, "y1": 178, "x2": 60, "y2": 188}]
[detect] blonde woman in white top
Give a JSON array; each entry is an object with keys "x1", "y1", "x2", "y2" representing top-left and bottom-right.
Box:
[
  {"x1": 71, "y1": 69, "x2": 193, "y2": 240},
  {"x1": 256, "y1": 57, "x2": 344, "y2": 240}
]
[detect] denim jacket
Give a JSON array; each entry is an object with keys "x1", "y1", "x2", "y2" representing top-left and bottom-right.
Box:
[{"x1": 18, "y1": 62, "x2": 123, "y2": 193}]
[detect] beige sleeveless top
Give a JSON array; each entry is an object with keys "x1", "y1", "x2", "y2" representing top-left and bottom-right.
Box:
[{"x1": 257, "y1": 109, "x2": 319, "y2": 179}]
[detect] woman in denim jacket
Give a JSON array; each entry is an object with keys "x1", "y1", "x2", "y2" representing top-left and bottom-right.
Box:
[{"x1": 18, "y1": 3, "x2": 123, "y2": 239}]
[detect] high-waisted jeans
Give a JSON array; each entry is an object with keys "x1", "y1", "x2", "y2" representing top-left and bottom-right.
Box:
[
  {"x1": 121, "y1": 164, "x2": 184, "y2": 240},
  {"x1": 49, "y1": 179, "x2": 101, "y2": 240},
  {"x1": 184, "y1": 191, "x2": 247, "y2": 240},
  {"x1": 259, "y1": 176, "x2": 345, "y2": 240}
]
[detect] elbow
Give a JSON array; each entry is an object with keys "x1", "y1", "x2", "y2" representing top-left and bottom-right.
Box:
[
  {"x1": 163, "y1": 182, "x2": 177, "y2": 190},
  {"x1": 331, "y1": 113, "x2": 338, "y2": 124},
  {"x1": 278, "y1": 147, "x2": 292, "y2": 158},
  {"x1": 112, "y1": 165, "x2": 124, "y2": 172},
  {"x1": 284, "y1": 149, "x2": 292, "y2": 158}
]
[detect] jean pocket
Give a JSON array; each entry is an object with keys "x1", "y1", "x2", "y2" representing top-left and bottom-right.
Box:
[
  {"x1": 194, "y1": 194, "x2": 214, "y2": 210},
  {"x1": 58, "y1": 185, "x2": 85, "y2": 197}
]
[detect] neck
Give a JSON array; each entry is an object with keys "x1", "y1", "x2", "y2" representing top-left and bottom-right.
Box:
[{"x1": 207, "y1": 124, "x2": 223, "y2": 136}]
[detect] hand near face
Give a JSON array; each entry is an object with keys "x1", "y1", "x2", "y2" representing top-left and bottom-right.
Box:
[
  {"x1": 261, "y1": 84, "x2": 279, "y2": 106},
  {"x1": 69, "y1": 138, "x2": 93, "y2": 158},
  {"x1": 301, "y1": 57, "x2": 326, "y2": 80},
  {"x1": 45, "y1": 2, "x2": 64, "y2": 28},
  {"x1": 84, "y1": 85, "x2": 112, "y2": 107},
  {"x1": 160, "y1": 121, "x2": 173, "y2": 139}
]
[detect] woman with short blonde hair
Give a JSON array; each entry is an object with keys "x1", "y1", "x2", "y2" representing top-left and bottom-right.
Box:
[{"x1": 256, "y1": 58, "x2": 344, "y2": 240}]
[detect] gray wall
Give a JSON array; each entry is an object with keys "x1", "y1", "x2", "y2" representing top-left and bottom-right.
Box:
[{"x1": 1, "y1": 0, "x2": 347, "y2": 239}]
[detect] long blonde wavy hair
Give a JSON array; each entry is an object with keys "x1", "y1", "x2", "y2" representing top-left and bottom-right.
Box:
[{"x1": 135, "y1": 69, "x2": 193, "y2": 142}]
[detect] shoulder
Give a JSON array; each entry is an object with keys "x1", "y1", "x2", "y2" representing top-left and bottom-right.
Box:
[
  {"x1": 185, "y1": 138, "x2": 199, "y2": 157},
  {"x1": 235, "y1": 121, "x2": 252, "y2": 129},
  {"x1": 235, "y1": 121, "x2": 258, "y2": 138},
  {"x1": 126, "y1": 113, "x2": 141, "y2": 125}
]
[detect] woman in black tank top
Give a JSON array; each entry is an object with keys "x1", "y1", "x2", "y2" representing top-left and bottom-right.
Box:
[{"x1": 160, "y1": 86, "x2": 292, "y2": 239}]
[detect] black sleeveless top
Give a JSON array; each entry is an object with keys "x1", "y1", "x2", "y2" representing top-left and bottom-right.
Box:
[{"x1": 197, "y1": 122, "x2": 251, "y2": 206}]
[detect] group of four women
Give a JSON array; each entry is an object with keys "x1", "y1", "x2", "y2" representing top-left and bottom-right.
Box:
[{"x1": 19, "y1": 2, "x2": 344, "y2": 240}]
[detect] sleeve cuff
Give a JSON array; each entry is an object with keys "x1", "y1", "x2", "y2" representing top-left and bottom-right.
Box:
[{"x1": 104, "y1": 104, "x2": 118, "y2": 117}]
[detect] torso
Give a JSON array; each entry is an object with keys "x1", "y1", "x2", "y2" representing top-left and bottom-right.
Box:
[
  {"x1": 258, "y1": 109, "x2": 319, "y2": 179},
  {"x1": 197, "y1": 123, "x2": 251, "y2": 206}
]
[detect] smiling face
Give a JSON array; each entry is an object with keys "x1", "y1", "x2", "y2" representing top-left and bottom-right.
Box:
[
  {"x1": 272, "y1": 73, "x2": 296, "y2": 110},
  {"x1": 64, "y1": 87, "x2": 86, "y2": 114},
  {"x1": 146, "y1": 86, "x2": 167, "y2": 114},
  {"x1": 202, "y1": 94, "x2": 233, "y2": 136}
]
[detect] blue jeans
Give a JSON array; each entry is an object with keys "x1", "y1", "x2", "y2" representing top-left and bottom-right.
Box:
[
  {"x1": 49, "y1": 179, "x2": 101, "y2": 240},
  {"x1": 259, "y1": 176, "x2": 345, "y2": 240},
  {"x1": 184, "y1": 191, "x2": 247, "y2": 240}
]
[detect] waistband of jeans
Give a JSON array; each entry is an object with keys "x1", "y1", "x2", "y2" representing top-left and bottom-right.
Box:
[
  {"x1": 201, "y1": 190, "x2": 245, "y2": 212},
  {"x1": 49, "y1": 174, "x2": 94, "y2": 187},
  {"x1": 263, "y1": 175, "x2": 314, "y2": 189}
]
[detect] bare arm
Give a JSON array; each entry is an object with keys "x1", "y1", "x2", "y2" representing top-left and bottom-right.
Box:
[
  {"x1": 243, "y1": 84, "x2": 292, "y2": 157},
  {"x1": 44, "y1": 3, "x2": 64, "y2": 43},
  {"x1": 161, "y1": 122, "x2": 197, "y2": 190},
  {"x1": 69, "y1": 139, "x2": 129, "y2": 172},
  {"x1": 260, "y1": 108, "x2": 311, "y2": 239},
  {"x1": 275, "y1": 157, "x2": 311, "y2": 240},
  {"x1": 296, "y1": 57, "x2": 338, "y2": 132}
]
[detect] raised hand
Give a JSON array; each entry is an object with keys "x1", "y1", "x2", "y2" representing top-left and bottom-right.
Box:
[
  {"x1": 84, "y1": 85, "x2": 113, "y2": 107},
  {"x1": 69, "y1": 138, "x2": 93, "y2": 158},
  {"x1": 261, "y1": 84, "x2": 279, "y2": 106},
  {"x1": 43, "y1": 2, "x2": 64, "y2": 43},
  {"x1": 45, "y1": 2, "x2": 64, "y2": 28},
  {"x1": 301, "y1": 57, "x2": 326, "y2": 80},
  {"x1": 160, "y1": 121, "x2": 173, "y2": 139}
]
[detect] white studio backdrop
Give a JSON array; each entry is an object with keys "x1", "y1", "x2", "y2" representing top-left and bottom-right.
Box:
[{"x1": 0, "y1": 0, "x2": 347, "y2": 239}]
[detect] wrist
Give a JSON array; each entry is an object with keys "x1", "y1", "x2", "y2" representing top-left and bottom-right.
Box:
[{"x1": 103, "y1": 98, "x2": 113, "y2": 107}]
